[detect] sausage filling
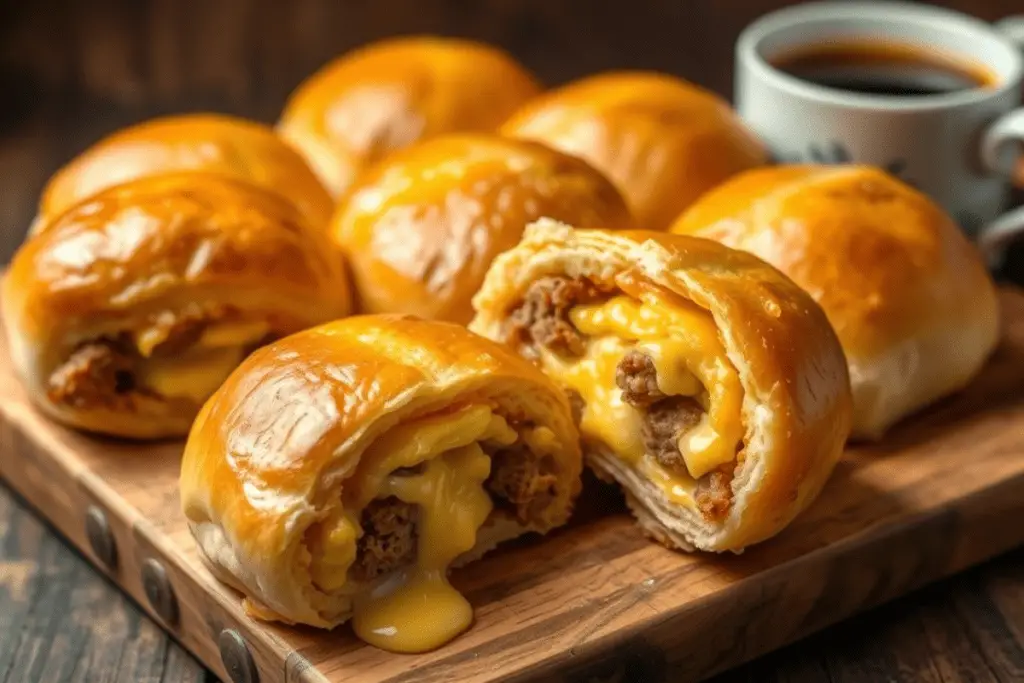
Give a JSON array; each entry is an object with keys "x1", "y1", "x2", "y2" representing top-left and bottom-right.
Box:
[
  {"x1": 506, "y1": 276, "x2": 609, "y2": 358},
  {"x1": 349, "y1": 427, "x2": 561, "y2": 583},
  {"x1": 617, "y1": 350, "x2": 734, "y2": 521},
  {"x1": 328, "y1": 404, "x2": 569, "y2": 653},
  {"x1": 485, "y1": 445, "x2": 560, "y2": 524},
  {"x1": 351, "y1": 498, "x2": 419, "y2": 582},
  {"x1": 46, "y1": 307, "x2": 273, "y2": 411},
  {"x1": 506, "y1": 276, "x2": 738, "y2": 521},
  {"x1": 47, "y1": 340, "x2": 146, "y2": 410}
]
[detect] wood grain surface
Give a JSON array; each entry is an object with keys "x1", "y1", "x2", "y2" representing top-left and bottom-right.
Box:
[
  {"x1": 0, "y1": 483, "x2": 208, "y2": 683},
  {"x1": 5, "y1": 476, "x2": 1024, "y2": 683},
  {"x1": 0, "y1": 289, "x2": 1023, "y2": 683}
]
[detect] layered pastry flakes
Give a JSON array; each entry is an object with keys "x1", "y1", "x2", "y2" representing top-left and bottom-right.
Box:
[
  {"x1": 180, "y1": 315, "x2": 581, "y2": 652},
  {"x1": 471, "y1": 220, "x2": 852, "y2": 552}
]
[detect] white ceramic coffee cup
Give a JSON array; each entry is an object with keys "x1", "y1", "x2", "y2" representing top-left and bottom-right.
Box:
[{"x1": 736, "y1": 1, "x2": 1024, "y2": 261}]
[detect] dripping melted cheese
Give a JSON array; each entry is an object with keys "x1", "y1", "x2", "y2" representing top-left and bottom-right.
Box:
[
  {"x1": 539, "y1": 293, "x2": 744, "y2": 499},
  {"x1": 318, "y1": 404, "x2": 517, "y2": 653}
]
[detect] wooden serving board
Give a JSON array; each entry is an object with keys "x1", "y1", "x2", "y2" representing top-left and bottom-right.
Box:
[{"x1": 2, "y1": 291, "x2": 1024, "y2": 683}]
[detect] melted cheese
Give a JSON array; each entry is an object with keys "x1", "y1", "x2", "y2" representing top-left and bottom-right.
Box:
[
  {"x1": 135, "y1": 318, "x2": 270, "y2": 403},
  {"x1": 198, "y1": 320, "x2": 270, "y2": 348},
  {"x1": 540, "y1": 294, "x2": 744, "y2": 487},
  {"x1": 638, "y1": 457, "x2": 696, "y2": 505},
  {"x1": 305, "y1": 509, "x2": 360, "y2": 593},
  {"x1": 347, "y1": 404, "x2": 516, "y2": 510},
  {"x1": 541, "y1": 335, "x2": 645, "y2": 459},
  {"x1": 139, "y1": 346, "x2": 246, "y2": 403},
  {"x1": 316, "y1": 404, "x2": 515, "y2": 654},
  {"x1": 353, "y1": 443, "x2": 493, "y2": 653}
]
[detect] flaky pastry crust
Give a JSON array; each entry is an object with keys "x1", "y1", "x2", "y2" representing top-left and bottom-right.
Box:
[
  {"x1": 470, "y1": 219, "x2": 852, "y2": 551},
  {"x1": 36, "y1": 114, "x2": 333, "y2": 232},
  {"x1": 671, "y1": 165, "x2": 1000, "y2": 438},
  {"x1": 501, "y1": 71, "x2": 767, "y2": 231},
  {"x1": 180, "y1": 315, "x2": 581, "y2": 627},
  {"x1": 331, "y1": 133, "x2": 633, "y2": 324},
  {"x1": 277, "y1": 36, "x2": 542, "y2": 197},
  {"x1": 3, "y1": 173, "x2": 351, "y2": 438}
]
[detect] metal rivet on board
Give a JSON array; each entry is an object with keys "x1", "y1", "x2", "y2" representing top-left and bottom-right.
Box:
[
  {"x1": 84, "y1": 505, "x2": 117, "y2": 571},
  {"x1": 142, "y1": 558, "x2": 178, "y2": 625},
  {"x1": 219, "y1": 629, "x2": 259, "y2": 683}
]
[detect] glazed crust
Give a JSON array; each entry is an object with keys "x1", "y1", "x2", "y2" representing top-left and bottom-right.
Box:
[
  {"x1": 277, "y1": 36, "x2": 542, "y2": 197},
  {"x1": 331, "y1": 133, "x2": 633, "y2": 324},
  {"x1": 671, "y1": 165, "x2": 1000, "y2": 438},
  {"x1": 2, "y1": 173, "x2": 351, "y2": 438},
  {"x1": 180, "y1": 314, "x2": 582, "y2": 627},
  {"x1": 500, "y1": 71, "x2": 768, "y2": 231},
  {"x1": 36, "y1": 114, "x2": 333, "y2": 232},
  {"x1": 470, "y1": 219, "x2": 852, "y2": 552}
]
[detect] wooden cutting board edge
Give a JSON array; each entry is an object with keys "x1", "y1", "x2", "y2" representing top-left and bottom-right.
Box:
[{"x1": 1, "y1": 288, "x2": 1023, "y2": 683}]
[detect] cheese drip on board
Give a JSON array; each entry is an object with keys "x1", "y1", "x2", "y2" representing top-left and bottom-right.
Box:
[
  {"x1": 539, "y1": 292, "x2": 744, "y2": 498},
  {"x1": 339, "y1": 404, "x2": 517, "y2": 653},
  {"x1": 353, "y1": 444, "x2": 493, "y2": 652}
]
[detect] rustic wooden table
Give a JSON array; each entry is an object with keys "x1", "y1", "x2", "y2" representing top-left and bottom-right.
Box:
[
  {"x1": 3, "y1": 476, "x2": 1024, "y2": 683},
  {"x1": 2, "y1": 2, "x2": 1024, "y2": 680}
]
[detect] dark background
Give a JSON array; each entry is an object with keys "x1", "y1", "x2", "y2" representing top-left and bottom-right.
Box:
[{"x1": 1, "y1": 0, "x2": 1022, "y2": 265}]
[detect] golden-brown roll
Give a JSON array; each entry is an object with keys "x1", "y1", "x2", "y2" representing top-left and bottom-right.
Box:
[
  {"x1": 2, "y1": 173, "x2": 351, "y2": 439},
  {"x1": 331, "y1": 133, "x2": 633, "y2": 324},
  {"x1": 180, "y1": 315, "x2": 581, "y2": 652},
  {"x1": 36, "y1": 114, "x2": 333, "y2": 232},
  {"x1": 671, "y1": 165, "x2": 1000, "y2": 439},
  {"x1": 470, "y1": 219, "x2": 851, "y2": 552},
  {"x1": 500, "y1": 71, "x2": 768, "y2": 231},
  {"x1": 277, "y1": 36, "x2": 542, "y2": 197}
]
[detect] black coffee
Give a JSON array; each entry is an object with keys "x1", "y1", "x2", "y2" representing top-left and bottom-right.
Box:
[{"x1": 771, "y1": 40, "x2": 996, "y2": 97}]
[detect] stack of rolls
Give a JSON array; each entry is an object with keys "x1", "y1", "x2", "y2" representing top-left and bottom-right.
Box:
[{"x1": 0, "y1": 33, "x2": 1004, "y2": 658}]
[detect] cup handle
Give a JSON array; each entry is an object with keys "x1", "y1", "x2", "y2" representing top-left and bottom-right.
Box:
[
  {"x1": 976, "y1": 17, "x2": 1024, "y2": 260},
  {"x1": 994, "y1": 16, "x2": 1024, "y2": 49},
  {"x1": 978, "y1": 110, "x2": 1024, "y2": 259}
]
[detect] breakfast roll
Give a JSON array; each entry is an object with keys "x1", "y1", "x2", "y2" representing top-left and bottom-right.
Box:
[
  {"x1": 671, "y1": 165, "x2": 999, "y2": 439},
  {"x1": 2, "y1": 173, "x2": 350, "y2": 439},
  {"x1": 33, "y1": 113, "x2": 333, "y2": 234},
  {"x1": 470, "y1": 219, "x2": 852, "y2": 552},
  {"x1": 330, "y1": 133, "x2": 632, "y2": 324},
  {"x1": 277, "y1": 37, "x2": 542, "y2": 197},
  {"x1": 180, "y1": 315, "x2": 581, "y2": 653}
]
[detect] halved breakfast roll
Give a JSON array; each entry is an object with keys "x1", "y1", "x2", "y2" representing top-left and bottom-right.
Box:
[
  {"x1": 2, "y1": 173, "x2": 350, "y2": 439},
  {"x1": 470, "y1": 219, "x2": 852, "y2": 552},
  {"x1": 180, "y1": 315, "x2": 581, "y2": 653}
]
